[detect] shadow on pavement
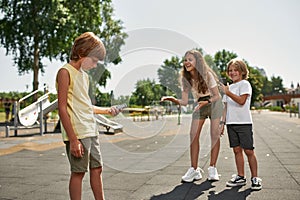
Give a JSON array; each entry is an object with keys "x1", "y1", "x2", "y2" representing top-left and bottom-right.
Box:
[
  {"x1": 150, "y1": 180, "x2": 215, "y2": 200},
  {"x1": 208, "y1": 185, "x2": 252, "y2": 200}
]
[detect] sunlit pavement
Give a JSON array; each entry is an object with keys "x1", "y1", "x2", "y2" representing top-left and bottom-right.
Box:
[{"x1": 0, "y1": 111, "x2": 300, "y2": 200}]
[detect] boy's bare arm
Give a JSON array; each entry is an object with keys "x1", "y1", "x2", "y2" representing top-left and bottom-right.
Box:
[
  {"x1": 93, "y1": 105, "x2": 121, "y2": 116},
  {"x1": 223, "y1": 84, "x2": 248, "y2": 105},
  {"x1": 57, "y1": 68, "x2": 84, "y2": 157},
  {"x1": 226, "y1": 91, "x2": 248, "y2": 105}
]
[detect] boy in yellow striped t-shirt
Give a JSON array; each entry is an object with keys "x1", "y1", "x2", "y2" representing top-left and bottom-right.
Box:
[{"x1": 56, "y1": 32, "x2": 120, "y2": 200}]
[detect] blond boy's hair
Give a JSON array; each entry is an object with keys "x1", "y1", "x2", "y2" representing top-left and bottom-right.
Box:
[
  {"x1": 226, "y1": 58, "x2": 249, "y2": 80},
  {"x1": 70, "y1": 32, "x2": 106, "y2": 61}
]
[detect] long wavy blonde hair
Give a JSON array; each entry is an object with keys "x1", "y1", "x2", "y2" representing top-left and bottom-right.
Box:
[{"x1": 181, "y1": 49, "x2": 218, "y2": 94}]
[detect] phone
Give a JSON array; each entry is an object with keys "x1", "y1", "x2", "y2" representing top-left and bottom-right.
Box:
[
  {"x1": 219, "y1": 78, "x2": 227, "y2": 85},
  {"x1": 115, "y1": 103, "x2": 127, "y2": 111}
]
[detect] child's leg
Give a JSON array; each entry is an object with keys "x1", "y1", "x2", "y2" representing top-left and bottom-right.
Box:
[
  {"x1": 209, "y1": 118, "x2": 221, "y2": 166},
  {"x1": 210, "y1": 139, "x2": 220, "y2": 166},
  {"x1": 190, "y1": 119, "x2": 205, "y2": 169},
  {"x1": 233, "y1": 146, "x2": 245, "y2": 176},
  {"x1": 244, "y1": 149, "x2": 258, "y2": 177},
  {"x1": 69, "y1": 172, "x2": 85, "y2": 200},
  {"x1": 90, "y1": 167, "x2": 105, "y2": 200}
]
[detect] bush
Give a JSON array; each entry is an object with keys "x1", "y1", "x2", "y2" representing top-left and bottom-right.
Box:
[
  {"x1": 285, "y1": 105, "x2": 299, "y2": 113},
  {"x1": 269, "y1": 106, "x2": 284, "y2": 112}
]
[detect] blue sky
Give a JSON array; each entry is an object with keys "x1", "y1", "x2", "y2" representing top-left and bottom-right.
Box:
[{"x1": 1, "y1": 0, "x2": 299, "y2": 95}]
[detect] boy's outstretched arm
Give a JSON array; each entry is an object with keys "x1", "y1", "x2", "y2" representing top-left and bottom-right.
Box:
[{"x1": 93, "y1": 105, "x2": 120, "y2": 116}]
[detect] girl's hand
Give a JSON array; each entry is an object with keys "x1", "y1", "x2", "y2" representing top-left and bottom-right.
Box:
[
  {"x1": 161, "y1": 96, "x2": 179, "y2": 104},
  {"x1": 194, "y1": 100, "x2": 209, "y2": 111}
]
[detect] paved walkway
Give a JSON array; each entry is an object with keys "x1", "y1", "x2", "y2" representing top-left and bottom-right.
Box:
[{"x1": 0, "y1": 111, "x2": 299, "y2": 200}]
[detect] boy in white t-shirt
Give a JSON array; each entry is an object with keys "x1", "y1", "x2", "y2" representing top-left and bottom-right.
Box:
[{"x1": 220, "y1": 58, "x2": 262, "y2": 190}]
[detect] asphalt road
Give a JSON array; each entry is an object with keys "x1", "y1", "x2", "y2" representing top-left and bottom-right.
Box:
[{"x1": 0, "y1": 110, "x2": 299, "y2": 200}]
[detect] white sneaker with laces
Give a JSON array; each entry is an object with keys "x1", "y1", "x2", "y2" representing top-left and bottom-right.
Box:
[
  {"x1": 208, "y1": 166, "x2": 220, "y2": 181},
  {"x1": 251, "y1": 177, "x2": 262, "y2": 190},
  {"x1": 226, "y1": 174, "x2": 246, "y2": 187},
  {"x1": 182, "y1": 167, "x2": 202, "y2": 182}
]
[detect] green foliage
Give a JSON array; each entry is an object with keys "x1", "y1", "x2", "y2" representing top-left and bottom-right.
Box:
[
  {"x1": 0, "y1": 91, "x2": 28, "y2": 101},
  {"x1": 270, "y1": 76, "x2": 286, "y2": 94},
  {"x1": 259, "y1": 75, "x2": 285, "y2": 96},
  {"x1": 0, "y1": 0, "x2": 127, "y2": 98},
  {"x1": 157, "y1": 56, "x2": 182, "y2": 97},
  {"x1": 0, "y1": 91, "x2": 55, "y2": 109},
  {"x1": 285, "y1": 105, "x2": 299, "y2": 113},
  {"x1": 130, "y1": 79, "x2": 165, "y2": 106},
  {"x1": 94, "y1": 92, "x2": 112, "y2": 107},
  {"x1": 269, "y1": 106, "x2": 285, "y2": 112},
  {"x1": 214, "y1": 49, "x2": 238, "y2": 73},
  {"x1": 48, "y1": 93, "x2": 57, "y2": 102},
  {"x1": 111, "y1": 95, "x2": 131, "y2": 106},
  {"x1": 261, "y1": 77, "x2": 273, "y2": 96},
  {"x1": 204, "y1": 54, "x2": 219, "y2": 77},
  {"x1": 248, "y1": 66, "x2": 264, "y2": 103}
]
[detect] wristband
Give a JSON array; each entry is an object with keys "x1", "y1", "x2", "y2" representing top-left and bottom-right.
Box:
[{"x1": 220, "y1": 121, "x2": 226, "y2": 125}]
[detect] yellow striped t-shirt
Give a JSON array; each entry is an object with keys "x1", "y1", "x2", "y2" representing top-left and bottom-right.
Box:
[{"x1": 57, "y1": 63, "x2": 98, "y2": 141}]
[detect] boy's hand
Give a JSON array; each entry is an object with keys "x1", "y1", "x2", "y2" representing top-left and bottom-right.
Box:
[
  {"x1": 221, "y1": 82, "x2": 229, "y2": 94},
  {"x1": 108, "y1": 106, "x2": 120, "y2": 116},
  {"x1": 70, "y1": 139, "x2": 84, "y2": 158},
  {"x1": 220, "y1": 124, "x2": 225, "y2": 136},
  {"x1": 108, "y1": 103, "x2": 127, "y2": 116}
]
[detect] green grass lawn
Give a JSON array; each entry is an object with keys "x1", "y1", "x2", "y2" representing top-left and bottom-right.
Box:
[{"x1": 0, "y1": 112, "x2": 6, "y2": 122}]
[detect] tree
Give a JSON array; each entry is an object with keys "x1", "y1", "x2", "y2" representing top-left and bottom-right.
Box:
[
  {"x1": 214, "y1": 49, "x2": 238, "y2": 77},
  {"x1": 129, "y1": 79, "x2": 165, "y2": 107},
  {"x1": 130, "y1": 79, "x2": 155, "y2": 106},
  {"x1": 270, "y1": 76, "x2": 285, "y2": 94},
  {"x1": 157, "y1": 56, "x2": 182, "y2": 97},
  {"x1": 247, "y1": 64, "x2": 264, "y2": 103},
  {"x1": 0, "y1": 0, "x2": 126, "y2": 100},
  {"x1": 261, "y1": 77, "x2": 273, "y2": 96}
]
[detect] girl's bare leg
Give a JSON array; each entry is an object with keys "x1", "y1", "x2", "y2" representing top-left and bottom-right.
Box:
[
  {"x1": 209, "y1": 118, "x2": 221, "y2": 166},
  {"x1": 190, "y1": 119, "x2": 205, "y2": 169}
]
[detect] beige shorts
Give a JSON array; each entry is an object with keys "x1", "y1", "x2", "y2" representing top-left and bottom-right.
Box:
[
  {"x1": 192, "y1": 96, "x2": 223, "y2": 120},
  {"x1": 65, "y1": 135, "x2": 103, "y2": 173}
]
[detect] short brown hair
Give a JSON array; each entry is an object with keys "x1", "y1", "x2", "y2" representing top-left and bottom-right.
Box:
[
  {"x1": 226, "y1": 58, "x2": 249, "y2": 79},
  {"x1": 70, "y1": 32, "x2": 106, "y2": 61}
]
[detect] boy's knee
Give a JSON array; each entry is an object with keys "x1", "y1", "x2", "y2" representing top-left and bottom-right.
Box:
[
  {"x1": 244, "y1": 149, "x2": 254, "y2": 156},
  {"x1": 91, "y1": 166, "x2": 103, "y2": 173},
  {"x1": 71, "y1": 172, "x2": 85, "y2": 179},
  {"x1": 233, "y1": 146, "x2": 243, "y2": 154}
]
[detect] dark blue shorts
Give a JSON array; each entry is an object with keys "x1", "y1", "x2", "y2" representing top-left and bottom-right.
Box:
[{"x1": 226, "y1": 124, "x2": 254, "y2": 150}]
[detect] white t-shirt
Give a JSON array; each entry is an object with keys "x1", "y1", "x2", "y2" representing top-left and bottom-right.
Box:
[{"x1": 222, "y1": 80, "x2": 252, "y2": 124}]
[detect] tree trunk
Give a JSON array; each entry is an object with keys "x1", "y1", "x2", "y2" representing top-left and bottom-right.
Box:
[{"x1": 32, "y1": 38, "x2": 39, "y2": 102}]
